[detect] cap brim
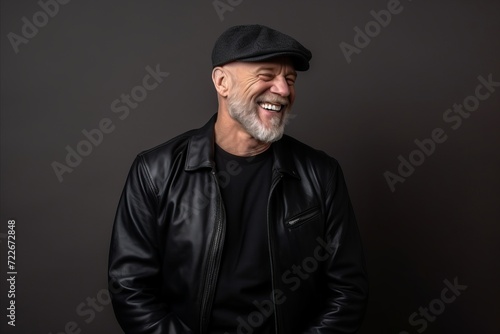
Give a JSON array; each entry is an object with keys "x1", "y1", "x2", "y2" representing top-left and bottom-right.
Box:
[{"x1": 242, "y1": 52, "x2": 310, "y2": 71}]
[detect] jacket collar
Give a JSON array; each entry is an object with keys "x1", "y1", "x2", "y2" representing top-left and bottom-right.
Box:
[
  {"x1": 184, "y1": 113, "x2": 300, "y2": 179},
  {"x1": 184, "y1": 114, "x2": 218, "y2": 171},
  {"x1": 271, "y1": 136, "x2": 301, "y2": 179}
]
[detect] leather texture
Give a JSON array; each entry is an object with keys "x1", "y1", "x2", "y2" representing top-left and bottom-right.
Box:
[{"x1": 108, "y1": 114, "x2": 368, "y2": 333}]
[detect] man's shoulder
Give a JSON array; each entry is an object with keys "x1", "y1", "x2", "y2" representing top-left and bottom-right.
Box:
[
  {"x1": 137, "y1": 115, "x2": 214, "y2": 164},
  {"x1": 127, "y1": 125, "x2": 205, "y2": 186},
  {"x1": 138, "y1": 127, "x2": 198, "y2": 161}
]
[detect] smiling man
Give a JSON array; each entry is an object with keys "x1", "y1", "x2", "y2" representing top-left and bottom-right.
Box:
[
  {"x1": 213, "y1": 58, "x2": 295, "y2": 154},
  {"x1": 108, "y1": 24, "x2": 368, "y2": 334}
]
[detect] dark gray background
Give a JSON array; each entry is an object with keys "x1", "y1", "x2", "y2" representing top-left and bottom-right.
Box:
[{"x1": 1, "y1": 0, "x2": 499, "y2": 333}]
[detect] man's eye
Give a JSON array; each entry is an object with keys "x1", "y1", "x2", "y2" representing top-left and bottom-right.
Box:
[
  {"x1": 259, "y1": 74, "x2": 274, "y2": 81},
  {"x1": 286, "y1": 78, "x2": 296, "y2": 85}
]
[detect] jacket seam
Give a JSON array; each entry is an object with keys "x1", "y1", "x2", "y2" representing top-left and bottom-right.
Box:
[{"x1": 138, "y1": 155, "x2": 160, "y2": 201}]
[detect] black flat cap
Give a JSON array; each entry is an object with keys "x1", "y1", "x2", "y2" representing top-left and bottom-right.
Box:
[{"x1": 212, "y1": 24, "x2": 312, "y2": 71}]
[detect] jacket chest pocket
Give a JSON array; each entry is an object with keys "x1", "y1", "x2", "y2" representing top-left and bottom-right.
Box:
[{"x1": 285, "y1": 205, "x2": 321, "y2": 229}]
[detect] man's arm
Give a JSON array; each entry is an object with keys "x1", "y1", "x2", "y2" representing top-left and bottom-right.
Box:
[
  {"x1": 304, "y1": 160, "x2": 369, "y2": 333},
  {"x1": 108, "y1": 156, "x2": 191, "y2": 334}
]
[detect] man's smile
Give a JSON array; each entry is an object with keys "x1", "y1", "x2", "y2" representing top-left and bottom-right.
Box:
[{"x1": 258, "y1": 102, "x2": 283, "y2": 112}]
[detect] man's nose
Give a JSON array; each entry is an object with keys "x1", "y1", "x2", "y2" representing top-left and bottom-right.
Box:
[{"x1": 270, "y1": 76, "x2": 291, "y2": 97}]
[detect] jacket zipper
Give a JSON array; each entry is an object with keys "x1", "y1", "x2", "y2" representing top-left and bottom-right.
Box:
[
  {"x1": 200, "y1": 171, "x2": 226, "y2": 333},
  {"x1": 267, "y1": 172, "x2": 284, "y2": 333},
  {"x1": 285, "y1": 206, "x2": 320, "y2": 228}
]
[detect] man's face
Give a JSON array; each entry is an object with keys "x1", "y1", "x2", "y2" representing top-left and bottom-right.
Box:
[{"x1": 225, "y1": 57, "x2": 297, "y2": 143}]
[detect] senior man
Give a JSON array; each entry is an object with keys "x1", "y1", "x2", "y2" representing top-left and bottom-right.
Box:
[{"x1": 108, "y1": 24, "x2": 368, "y2": 334}]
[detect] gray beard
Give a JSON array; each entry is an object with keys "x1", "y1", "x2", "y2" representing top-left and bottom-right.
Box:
[{"x1": 227, "y1": 95, "x2": 290, "y2": 143}]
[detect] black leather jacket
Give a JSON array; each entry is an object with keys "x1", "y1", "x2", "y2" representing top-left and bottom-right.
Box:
[{"x1": 108, "y1": 114, "x2": 368, "y2": 334}]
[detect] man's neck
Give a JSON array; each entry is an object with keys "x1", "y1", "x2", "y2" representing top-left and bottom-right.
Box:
[{"x1": 214, "y1": 111, "x2": 271, "y2": 157}]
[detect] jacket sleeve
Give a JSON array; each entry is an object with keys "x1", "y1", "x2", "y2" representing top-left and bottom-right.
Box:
[
  {"x1": 108, "y1": 156, "x2": 192, "y2": 334},
  {"x1": 303, "y1": 159, "x2": 369, "y2": 333}
]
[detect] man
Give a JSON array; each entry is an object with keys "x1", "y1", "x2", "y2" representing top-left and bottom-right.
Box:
[{"x1": 108, "y1": 24, "x2": 368, "y2": 334}]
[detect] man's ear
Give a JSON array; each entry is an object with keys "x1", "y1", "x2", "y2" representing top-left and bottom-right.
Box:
[{"x1": 212, "y1": 67, "x2": 230, "y2": 97}]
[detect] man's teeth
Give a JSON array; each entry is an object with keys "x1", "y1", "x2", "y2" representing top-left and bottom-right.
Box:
[{"x1": 259, "y1": 102, "x2": 282, "y2": 111}]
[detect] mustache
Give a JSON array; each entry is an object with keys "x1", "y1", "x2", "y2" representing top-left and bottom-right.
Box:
[{"x1": 256, "y1": 94, "x2": 289, "y2": 106}]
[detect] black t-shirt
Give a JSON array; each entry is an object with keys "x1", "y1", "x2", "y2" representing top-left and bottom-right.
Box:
[{"x1": 209, "y1": 144, "x2": 275, "y2": 334}]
